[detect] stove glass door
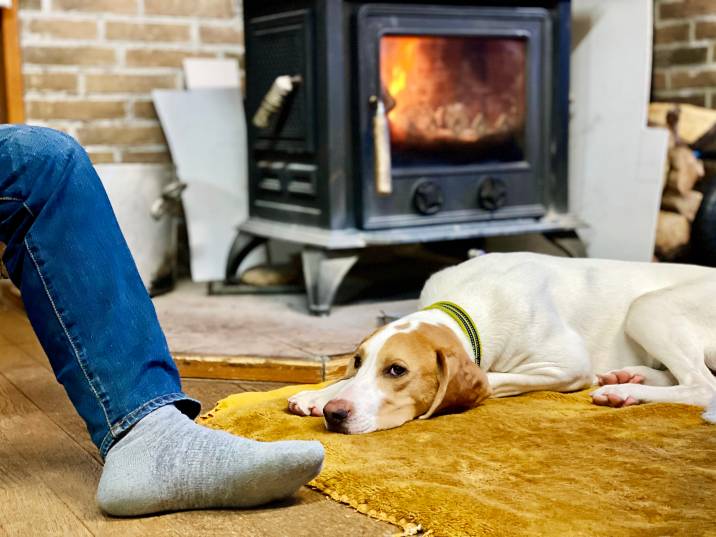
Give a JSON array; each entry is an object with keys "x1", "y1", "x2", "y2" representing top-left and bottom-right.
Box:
[{"x1": 380, "y1": 34, "x2": 527, "y2": 167}]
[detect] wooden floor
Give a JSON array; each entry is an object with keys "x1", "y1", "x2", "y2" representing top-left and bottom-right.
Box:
[{"x1": 0, "y1": 300, "x2": 395, "y2": 537}]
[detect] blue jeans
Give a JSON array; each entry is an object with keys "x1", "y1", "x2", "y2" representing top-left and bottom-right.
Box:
[{"x1": 0, "y1": 125, "x2": 200, "y2": 458}]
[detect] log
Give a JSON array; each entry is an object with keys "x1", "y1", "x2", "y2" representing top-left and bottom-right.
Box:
[
  {"x1": 661, "y1": 189, "x2": 704, "y2": 222},
  {"x1": 666, "y1": 168, "x2": 700, "y2": 196},
  {"x1": 660, "y1": 124, "x2": 676, "y2": 188},
  {"x1": 649, "y1": 102, "x2": 716, "y2": 144},
  {"x1": 670, "y1": 145, "x2": 704, "y2": 173},
  {"x1": 655, "y1": 210, "x2": 690, "y2": 259},
  {"x1": 667, "y1": 146, "x2": 704, "y2": 194},
  {"x1": 704, "y1": 158, "x2": 716, "y2": 178},
  {"x1": 240, "y1": 263, "x2": 300, "y2": 287}
]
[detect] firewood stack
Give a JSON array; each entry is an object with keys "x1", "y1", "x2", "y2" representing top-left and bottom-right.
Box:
[
  {"x1": 649, "y1": 104, "x2": 716, "y2": 260},
  {"x1": 655, "y1": 132, "x2": 704, "y2": 259}
]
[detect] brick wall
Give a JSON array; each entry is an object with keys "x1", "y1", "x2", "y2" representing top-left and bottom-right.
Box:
[
  {"x1": 18, "y1": 0, "x2": 244, "y2": 164},
  {"x1": 652, "y1": 0, "x2": 716, "y2": 109}
]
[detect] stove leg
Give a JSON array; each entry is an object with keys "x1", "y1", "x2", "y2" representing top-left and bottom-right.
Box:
[
  {"x1": 301, "y1": 247, "x2": 359, "y2": 316},
  {"x1": 224, "y1": 232, "x2": 267, "y2": 282}
]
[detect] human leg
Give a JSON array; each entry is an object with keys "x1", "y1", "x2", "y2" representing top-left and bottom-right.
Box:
[
  {"x1": 0, "y1": 125, "x2": 323, "y2": 514},
  {"x1": 0, "y1": 124, "x2": 189, "y2": 453}
]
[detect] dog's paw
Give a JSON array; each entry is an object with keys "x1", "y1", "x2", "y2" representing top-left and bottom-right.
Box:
[
  {"x1": 596, "y1": 370, "x2": 645, "y2": 386},
  {"x1": 703, "y1": 395, "x2": 716, "y2": 424},
  {"x1": 590, "y1": 385, "x2": 640, "y2": 408},
  {"x1": 287, "y1": 390, "x2": 326, "y2": 417}
]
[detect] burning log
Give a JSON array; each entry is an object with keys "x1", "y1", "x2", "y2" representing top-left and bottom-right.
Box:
[{"x1": 391, "y1": 99, "x2": 523, "y2": 147}]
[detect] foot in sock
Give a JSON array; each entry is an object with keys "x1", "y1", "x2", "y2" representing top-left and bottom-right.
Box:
[{"x1": 96, "y1": 405, "x2": 324, "y2": 516}]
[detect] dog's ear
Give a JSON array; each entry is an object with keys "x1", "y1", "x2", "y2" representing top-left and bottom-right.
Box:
[{"x1": 419, "y1": 347, "x2": 491, "y2": 419}]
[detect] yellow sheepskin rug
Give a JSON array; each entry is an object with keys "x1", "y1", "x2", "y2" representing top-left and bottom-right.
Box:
[{"x1": 198, "y1": 384, "x2": 716, "y2": 537}]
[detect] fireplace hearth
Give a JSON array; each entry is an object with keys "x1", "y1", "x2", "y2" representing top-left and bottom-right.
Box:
[{"x1": 227, "y1": 0, "x2": 576, "y2": 314}]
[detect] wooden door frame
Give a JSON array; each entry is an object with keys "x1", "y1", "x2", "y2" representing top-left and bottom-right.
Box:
[{"x1": 0, "y1": 0, "x2": 24, "y2": 123}]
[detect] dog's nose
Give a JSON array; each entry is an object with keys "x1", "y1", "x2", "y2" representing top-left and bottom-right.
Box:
[
  {"x1": 327, "y1": 408, "x2": 348, "y2": 422},
  {"x1": 324, "y1": 399, "x2": 352, "y2": 426}
]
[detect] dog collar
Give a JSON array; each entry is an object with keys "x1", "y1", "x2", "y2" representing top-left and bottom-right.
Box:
[{"x1": 422, "y1": 301, "x2": 482, "y2": 366}]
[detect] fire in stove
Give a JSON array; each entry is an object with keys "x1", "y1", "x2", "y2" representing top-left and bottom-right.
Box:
[{"x1": 380, "y1": 35, "x2": 528, "y2": 163}]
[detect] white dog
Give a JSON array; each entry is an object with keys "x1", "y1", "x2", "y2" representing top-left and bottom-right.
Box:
[{"x1": 288, "y1": 253, "x2": 716, "y2": 433}]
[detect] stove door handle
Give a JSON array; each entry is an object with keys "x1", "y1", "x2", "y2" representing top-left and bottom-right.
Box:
[
  {"x1": 372, "y1": 97, "x2": 393, "y2": 196},
  {"x1": 252, "y1": 75, "x2": 302, "y2": 129}
]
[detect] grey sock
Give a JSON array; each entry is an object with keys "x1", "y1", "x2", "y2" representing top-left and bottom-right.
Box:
[{"x1": 96, "y1": 405, "x2": 324, "y2": 516}]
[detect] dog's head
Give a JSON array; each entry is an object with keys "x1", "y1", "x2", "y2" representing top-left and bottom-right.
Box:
[{"x1": 323, "y1": 320, "x2": 491, "y2": 433}]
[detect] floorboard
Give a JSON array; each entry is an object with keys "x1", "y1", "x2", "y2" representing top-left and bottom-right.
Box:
[
  {"x1": 0, "y1": 393, "x2": 94, "y2": 537},
  {"x1": 0, "y1": 342, "x2": 99, "y2": 460}
]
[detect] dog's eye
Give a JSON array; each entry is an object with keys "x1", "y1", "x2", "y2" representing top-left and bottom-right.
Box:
[
  {"x1": 386, "y1": 364, "x2": 407, "y2": 378},
  {"x1": 353, "y1": 355, "x2": 362, "y2": 369}
]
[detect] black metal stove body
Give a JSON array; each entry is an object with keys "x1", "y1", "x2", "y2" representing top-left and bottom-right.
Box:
[
  {"x1": 245, "y1": 0, "x2": 569, "y2": 229},
  {"x1": 234, "y1": 0, "x2": 574, "y2": 314}
]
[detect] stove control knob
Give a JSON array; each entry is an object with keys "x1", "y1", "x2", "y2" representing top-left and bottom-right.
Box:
[
  {"x1": 413, "y1": 180, "x2": 444, "y2": 215},
  {"x1": 477, "y1": 177, "x2": 508, "y2": 211}
]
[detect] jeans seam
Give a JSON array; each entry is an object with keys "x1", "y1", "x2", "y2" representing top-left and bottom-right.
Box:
[
  {"x1": 99, "y1": 392, "x2": 192, "y2": 457},
  {"x1": 24, "y1": 235, "x2": 114, "y2": 432},
  {"x1": 0, "y1": 196, "x2": 35, "y2": 218}
]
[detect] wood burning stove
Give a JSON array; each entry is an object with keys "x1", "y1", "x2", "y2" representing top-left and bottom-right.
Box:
[{"x1": 228, "y1": 0, "x2": 576, "y2": 314}]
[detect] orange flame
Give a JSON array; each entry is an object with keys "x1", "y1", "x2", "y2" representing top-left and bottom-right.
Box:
[{"x1": 381, "y1": 36, "x2": 419, "y2": 106}]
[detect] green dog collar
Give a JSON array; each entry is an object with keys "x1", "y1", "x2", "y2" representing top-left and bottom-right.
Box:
[{"x1": 422, "y1": 301, "x2": 482, "y2": 366}]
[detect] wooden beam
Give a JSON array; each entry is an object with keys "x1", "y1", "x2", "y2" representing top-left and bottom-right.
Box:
[
  {"x1": 0, "y1": 0, "x2": 25, "y2": 123},
  {"x1": 173, "y1": 353, "x2": 348, "y2": 384},
  {"x1": 324, "y1": 354, "x2": 350, "y2": 381}
]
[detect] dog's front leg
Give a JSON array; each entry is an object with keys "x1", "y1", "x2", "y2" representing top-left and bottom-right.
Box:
[
  {"x1": 287, "y1": 379, "x2": 349, "y2": 417},
  {"x1": 487, "y1": 328, "x2": 593, "y2": 398},
  {"x1": 487, "y1": 367, "x2": 591, "y2": 398}
]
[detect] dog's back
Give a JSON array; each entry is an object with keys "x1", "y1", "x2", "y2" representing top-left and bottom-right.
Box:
[
  {"x1": 420, "y1": 252, "x2": 716, "y2": 372},
  {"x1": 421, "y1": 252, "x2": 714, "y2": 310}
]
